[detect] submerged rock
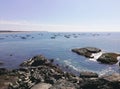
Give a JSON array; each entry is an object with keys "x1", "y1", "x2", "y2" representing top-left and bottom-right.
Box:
[
  {"x1": 97, "y1": 53, "x2": 120, "y2": 64},
  {"x1": 72, "y1": 47, "x2": 101, "y2": 58}
]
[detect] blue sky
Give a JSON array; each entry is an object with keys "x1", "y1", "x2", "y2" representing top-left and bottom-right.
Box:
[{"x1": 0, "y1": 0, "x2": 120, "y2": 32}]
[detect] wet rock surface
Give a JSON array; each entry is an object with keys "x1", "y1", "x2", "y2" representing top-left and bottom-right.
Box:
[
  {"x1": 72, "y1": 47, "x2": 101, "y2": 58},
  {"x1": 97, "y1": 53, "x2": 120, "y2": 64}
]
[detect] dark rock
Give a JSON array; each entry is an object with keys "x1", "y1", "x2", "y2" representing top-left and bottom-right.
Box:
[
  {"x1": 10, "y1": 54, "x2": 13, "y2": 56},
  {"x1": 0, "y1": 61, "x2": 4, "y2": 65},
  {"x1": 97, "y1": 53, "x2": 120, "y2": 64},
  {"x1": 45, "y1": 77, "x2": 56, "y2": 84},
  {"x1": 49, "y1": 79, "x2": 79, "y2": 89},
  {"x1": 51, "y1": 37, "x2": 56, "y2": 39},
  {"x1": 50, "y1": 59, "x2": 54, "y2": 63},
  {"x1": 85, "y1": 47, "x2": 101, "y2": 53},
  {"x1": 18, "y1": 68, "x2": 29, "y2": 73},
  {"x1": 53, "y1": 74, "x2": 63, "y2": 80},
  {"x1": 80, "y1": 74, "x2": 120, "y2": 89},
  {"x1": 100, "y1": 74, "x2": 120, "y2": 89},
  {"x1": 0, "y1": 68, "x2": 8, "y2": 75},
  {"x1": 72, "y1": 47, "x2": 101, "y2": 58},
  {"x1": 80, "y1": 78, "x2": 106, "y2": 89},
  {"x1": 31, "y1": 70, "x2": 44, "y2": 83},
  {"x1": 21, "y1": 37, "x2": 26, "y2": 39},
  {"x1": 64, "y1": 35, "x2": 70, "y2": 38},
  {"x1": 80, "y1": 71, "x2": 98, "y2": 78}
]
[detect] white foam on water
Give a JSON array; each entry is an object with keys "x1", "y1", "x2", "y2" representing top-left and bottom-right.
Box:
[
  {"x1": 89, "y1": 52, "x2": 103, "y2": 61},
  {"x1": 117, "y1": 56, "x2": 120, "y2": 61},
  {"x1": 63, "y1": 59, "x2": 79, "y2": 72},
  {"x1": 116, "y1": 56, "x2": 120, "y2": 66}
]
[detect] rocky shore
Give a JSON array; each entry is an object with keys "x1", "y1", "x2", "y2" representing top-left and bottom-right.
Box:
[{"x1": 0, "y1": 55, "x2": 120, "y2": 89}]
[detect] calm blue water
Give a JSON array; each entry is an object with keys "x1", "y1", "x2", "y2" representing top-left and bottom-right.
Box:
[{"x1": 0, "y1": 32, "x2": 120, "y2": 75}]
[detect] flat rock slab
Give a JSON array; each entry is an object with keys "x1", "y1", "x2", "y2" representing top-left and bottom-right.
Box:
[
  {"x1": 101, "y1": 73, "x2": 120, "y2": 82},
  {"x1": 31, "y1": 83, "x2": 52, "y2": 89}
]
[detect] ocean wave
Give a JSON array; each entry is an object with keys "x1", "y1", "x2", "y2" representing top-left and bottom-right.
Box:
[{"x1": 63, "y1": 59, "x2": 80, "y2": 72}]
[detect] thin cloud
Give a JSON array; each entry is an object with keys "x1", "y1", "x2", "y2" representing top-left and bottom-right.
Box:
[{"x1": 0, "y1": 20, "x2": 120, "y2": 32}]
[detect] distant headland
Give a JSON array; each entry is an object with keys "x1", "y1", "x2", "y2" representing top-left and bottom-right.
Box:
[{"x1": 0, "y1": 30, "x2": 22, "y2": 33}]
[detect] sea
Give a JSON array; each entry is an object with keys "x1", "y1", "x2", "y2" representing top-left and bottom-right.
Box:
[{"x1": 0, "y1": 31, "x2": 120, "y2": 75}]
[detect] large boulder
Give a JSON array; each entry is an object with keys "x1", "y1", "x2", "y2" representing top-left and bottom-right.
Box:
[
  {"x1": 72, "y1": 47, "x2": 101, "y2": 58},
  {"x1": 97, "y1": 53, "x2": 120, "y2": 64}
]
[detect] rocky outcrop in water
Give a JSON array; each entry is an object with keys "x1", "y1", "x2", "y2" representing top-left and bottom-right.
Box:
[
  {"x1": 97, "y1": 53, "x2": 120, "y2": 64},
  {"x1": 72, "y1": 47, "x2": 120, "y2": 65},
  {"x1": 72, "y1": 47, "x2": 101, "y2": 58}
]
